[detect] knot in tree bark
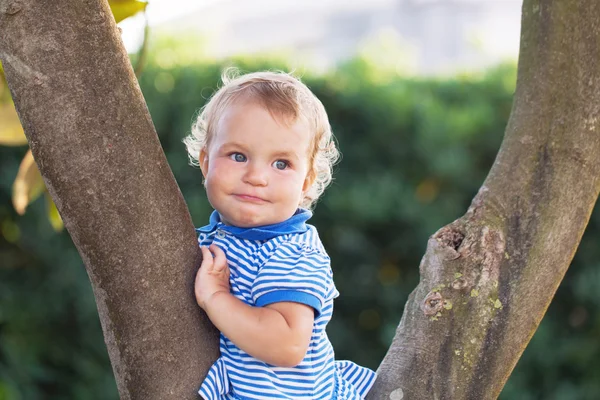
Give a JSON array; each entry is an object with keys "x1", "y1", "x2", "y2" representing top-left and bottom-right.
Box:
[
  {"x1": 451, "y1": 277, "x2": 469, "y2": 290},
  {"x1": 422, "y1": 291, "x2": 444, "y2": 316},
  {"x1": 435, "y1": 226, "x2": 465, "y2": 251}
]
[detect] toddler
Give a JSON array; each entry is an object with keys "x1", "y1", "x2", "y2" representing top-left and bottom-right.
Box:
[{"x1": 184, "y1": 69, "x2": 376, "y2": 399}]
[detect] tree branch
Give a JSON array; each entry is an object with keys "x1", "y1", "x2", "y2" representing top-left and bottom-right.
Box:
[
  {"x1": 369, "y1": 1, "x2": 600, "y2": 398},
  {"x1": 0, "y1": 0, "x2": 218, "y2": 398}
]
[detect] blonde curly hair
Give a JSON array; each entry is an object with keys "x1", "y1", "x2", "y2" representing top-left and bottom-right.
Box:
[{"x1": 183, "y1": 68, "x2": 339, "y2": 210}]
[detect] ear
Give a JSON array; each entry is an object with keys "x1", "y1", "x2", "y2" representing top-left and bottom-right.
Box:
[
  {"x1": 302, "y1": 169, "x2": 316, "y2": 193},
  {"x1": 199, "y1": 148, "x2": 209, "y2": 179}
]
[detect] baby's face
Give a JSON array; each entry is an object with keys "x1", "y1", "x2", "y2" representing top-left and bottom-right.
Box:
[{"x1": 200, "y1": 100, "x2": 313, "y2": 228}]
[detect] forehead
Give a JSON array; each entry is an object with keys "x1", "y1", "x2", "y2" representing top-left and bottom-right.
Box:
[{"x1": 214, "y1": 100, "x2": 312, "y2": 154}]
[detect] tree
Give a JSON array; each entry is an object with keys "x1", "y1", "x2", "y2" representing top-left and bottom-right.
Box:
[
  {"x1": 1, "y1": 0, "x2": 599, "y2": 399},
  {"x1": 1, "y1": 1, "x2": 216, "y2": 398},
  {"x1": 0, "y1": 0, "x2": 148, "y2": 231}
]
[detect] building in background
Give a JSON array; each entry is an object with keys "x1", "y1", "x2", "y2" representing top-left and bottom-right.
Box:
[{"x1": 156, "y1": 0, "x2": 522, "y2": 74}]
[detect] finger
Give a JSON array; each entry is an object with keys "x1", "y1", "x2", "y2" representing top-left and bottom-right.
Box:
[
  {"x1": 195, "y1": 248, "x2": 208, "y2": 284},
  {"x1": 200, "y1": 246, "x2": 214, "y2": 271},
  {"x1": 209, "y1": 244, "x2": 228, "y2": 272}
]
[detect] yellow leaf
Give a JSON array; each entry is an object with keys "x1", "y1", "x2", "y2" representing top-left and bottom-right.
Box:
[
  {"x1": 109, "y1": 0, "x2": 148, "y2": 23},
  {"x1": 45, "y1": 192, "x2": 64, "y2": 231},
  {"x1": 0, "y1": 102, "x2": 27, "y2": 146},
  {"x1": 12, "y1": 150, "x2": 45, "y2": 215},
  {"x1": 1, "y1": 61, "x2": 12, "y2": 105},
  {"x1": 1, "y1": 61, "x2": 28, "y2": 145}
]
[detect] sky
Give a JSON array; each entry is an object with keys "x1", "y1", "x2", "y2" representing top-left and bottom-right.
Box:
[
  {"x1": 119, "y1": 0, "x2": 216, "y2": 52},
  {"x1": 117, "y1": 0, "x2": 521, "y2": 74},
  {"x1": 118, "y1": 0, "x2": 400, "y2": 53}
]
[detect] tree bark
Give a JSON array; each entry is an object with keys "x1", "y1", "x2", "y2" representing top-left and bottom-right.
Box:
[
  {"x1": 2, "y1": 0, "x2": 600, "y2": 399},
  {"x1": 368, "y1": 1, "x2": 600, "y2": 399},
  {"x1": 0, "y1": 0, "x2": 219, "y2": 399}
]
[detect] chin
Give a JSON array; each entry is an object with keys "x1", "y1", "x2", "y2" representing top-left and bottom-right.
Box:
[
  {"x1": 229, "y1": 208, "x2": 267, "y2": 228},
  {"x1": 234, "y1": 216, "x2": 265, "y2": 228}
]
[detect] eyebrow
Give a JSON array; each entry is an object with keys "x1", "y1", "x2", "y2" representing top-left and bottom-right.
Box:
[
  {"x1": 273, "y1": 149, "x2": 301, "y2": 160},
  {"x1": 218, "y1": 142, "x2": 248, "y2": 152}
]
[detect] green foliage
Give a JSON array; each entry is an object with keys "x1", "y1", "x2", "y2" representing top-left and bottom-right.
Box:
[
  {"x1": 1, "y1": 49, "x2": 599, "y2": 400},
  {"x1": 0, "y1": 147, "x2": 116, "y2": 399}
]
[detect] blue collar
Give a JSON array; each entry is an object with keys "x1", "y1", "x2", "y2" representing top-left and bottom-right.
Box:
[{"x1": 196, "y1": 208, "x2": 312, "y2": 241}]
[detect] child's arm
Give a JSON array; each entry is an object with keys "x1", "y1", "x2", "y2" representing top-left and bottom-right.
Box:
[{"x1": 195, "y1": 244, "x2": 314, "y2": 367}]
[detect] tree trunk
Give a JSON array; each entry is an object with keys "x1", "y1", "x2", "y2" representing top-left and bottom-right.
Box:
[
  {"x1": 2, "y1": 0, "x2": 599, "y2": 399},
  {"x1": 0, "y1": 0, "x2": 219, "y2": 399},
  {"x1": 368, "y1": 1, "x2": 600, "y2": 399}
]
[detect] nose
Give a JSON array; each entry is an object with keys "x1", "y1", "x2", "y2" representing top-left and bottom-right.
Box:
[{"x1": 243, "y1": 161, "x2": 268, "y2": 186}]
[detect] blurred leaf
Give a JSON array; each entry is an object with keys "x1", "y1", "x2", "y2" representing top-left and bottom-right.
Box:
[
  {"x1": 108, "y1": 0, "x2": 148, "y2": 23},
  {"x1": 12, "y1": 150, "x2": 45, "y2": 215},
  {"x1": 45, "y1": 192, "x2": 64, "y2": 231},
  {"x1": 0, "y1": 102, "x2": 27, "y2": 146},
  {"x1": 0, "y1": 0, "x2": 148, "y2": 147},
  {"x1": 1, "y1": 60, "x2": 27, "y2": 146},
  {"x1": 0, "y1": 61, "x2": 6, "y2": 99}
]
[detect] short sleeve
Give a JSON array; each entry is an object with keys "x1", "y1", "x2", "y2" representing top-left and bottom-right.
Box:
[{"x1": 251, "y1": 241, "x2": 334, "y2": 316}]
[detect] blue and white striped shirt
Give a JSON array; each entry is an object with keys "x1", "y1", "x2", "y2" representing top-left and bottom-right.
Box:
[{"x1": 197, "y1": 209, "x2": 376, "y2": 400}]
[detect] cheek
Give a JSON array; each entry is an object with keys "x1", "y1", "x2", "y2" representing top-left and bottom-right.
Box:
[
  {"x1": 207, "y1": 159, "x2": 232, "y2": 179},
  {"x1": 277, "y1": 174, "x2": 307, "y2": 196},
  {"x1": 204, "y1": 160, "x2": 228, "y2": 193}
]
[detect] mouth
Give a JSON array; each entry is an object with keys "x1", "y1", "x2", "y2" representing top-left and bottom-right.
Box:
[{"x1": 233, "y1": 194, "x2": 268, "y2": 203}]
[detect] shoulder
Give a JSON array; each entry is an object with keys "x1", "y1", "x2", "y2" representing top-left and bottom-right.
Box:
[
  {"x1": 278, "y1": 224, "x2": 328, "y2": 256},
  {"x1": 252, "y1": 226, "x2": 337, "y2": 311},
  {"x1": 260, "y1": 227, "x2": 330, "y2": 274}
]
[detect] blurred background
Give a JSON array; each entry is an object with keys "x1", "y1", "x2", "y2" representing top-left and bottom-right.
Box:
[{"x1": 1, "y1": 0, "x2": 599, "y2": 399}]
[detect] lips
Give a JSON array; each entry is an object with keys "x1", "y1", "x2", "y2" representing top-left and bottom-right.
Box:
[{"x1": 233, "y1": 194, "x2": 268, "y2": 203}]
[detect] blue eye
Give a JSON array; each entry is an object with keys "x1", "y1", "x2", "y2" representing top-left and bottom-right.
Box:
[
  {"x1": 230, "y1": 153, "x2": 247, "y2": 162},
  {"x1": 273, "y1": 160, "x2": 288, "y2": 170}
]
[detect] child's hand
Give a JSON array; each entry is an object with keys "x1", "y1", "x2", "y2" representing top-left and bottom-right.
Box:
[{"x1": 195, "y1": 244, "x2": 231, "y2": 311}]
